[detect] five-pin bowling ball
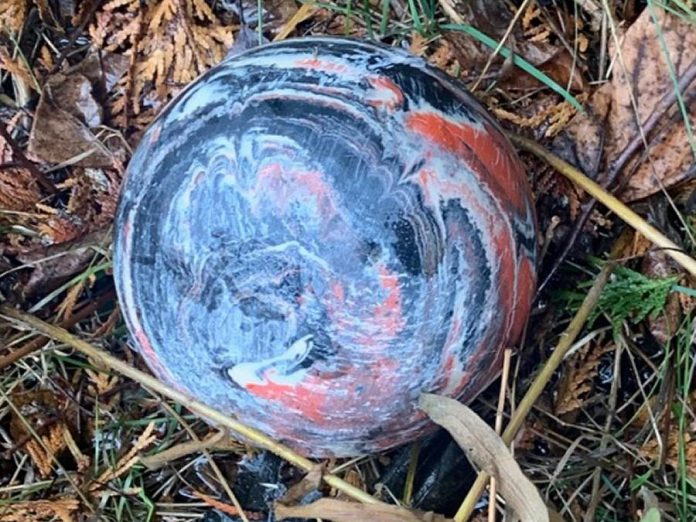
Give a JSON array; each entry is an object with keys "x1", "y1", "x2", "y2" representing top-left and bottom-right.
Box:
[{"x1": 114, "y1": 37, "x2": 537, "y2": 456}]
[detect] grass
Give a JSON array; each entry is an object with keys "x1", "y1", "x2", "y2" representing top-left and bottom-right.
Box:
[{"x1": 1, "y1": 0, "x2": 695, "y2": 521}]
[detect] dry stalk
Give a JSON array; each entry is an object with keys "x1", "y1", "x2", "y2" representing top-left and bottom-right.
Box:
[{"x1": 0, "y1": 305, "x2": 383, "y2": 506}]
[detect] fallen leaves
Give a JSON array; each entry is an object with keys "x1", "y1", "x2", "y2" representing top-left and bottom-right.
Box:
[
  {"x1": 640, "y1": 430, "x2": 696, "y2": 478},
  {"x1": 275, "y1": 497, "x2": 452, "y2": 522},
  {"x1": 28, "y1": 71, "x2": 112, "y2": 167},
  {"x1": 419, "y1": 393, "x2": 550, "y2": 522},
  {"x1": 556, "y1": 5, "x2": 696, "y2": 201},
  {"x1": 90, "y1": 0, "x2": 234, "y2": 131}
]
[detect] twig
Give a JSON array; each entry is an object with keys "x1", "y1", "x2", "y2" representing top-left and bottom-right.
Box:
[
  {"x1": 402, "y1": 440, "x2": 420, "y2": 506},
  {"x1": 508, "y1": 133, "x2": 696, "y2": 277},
  {"x1": 140, "y1": 429, "x2": 233, "y2": 471},
  {"x1": 582, "y1": 341, "x2": 623, "y2": 522},
  {"x1": 453, "y1": 232, "x2": 631, "y2": 522},
  {"x1": 0, "y1": 290, "x2": 115, "y2": 371},
  {"x1": 157, "y1": 402, "x2": 249, "y2": 522},
  {"x1": 49, "y1": 0, "x2": 104, "y2": 75},
  {"x1": 488, "y1": 348, "x2": 512, "y2": 522},
  {"x1": 0, "y1": 305, "x2": 383, "y2": 506}
]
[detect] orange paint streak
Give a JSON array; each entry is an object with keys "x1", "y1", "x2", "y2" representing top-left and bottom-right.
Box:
[
  {"x1": 294, "y1": 57, "x2": 349, "y2": 74},
  {"x1": 246, "y1": 374, "x2": 327, "y2": 423},
  {"x1": 366, "y1": 75, "x2": 404, "y2": 111},
  {"x1": 256, "y1": 164, "x2": 338, "y2": 219},
  {"x1": 405, "y1": 112, "x2": 529, "y2": 214},
  {"x1": 490, "y1": 226, "x2": 516, "y2": 337},
  {"x1": 331, "y1": 281, "x2": 345, "y2": 302},
  {"x1": 509, "y1": 256, "x2": 536, "y2": 341},
  {"x1": 133, "y1": 327, "x2": 177, "y2": 385},
  {"x1": 371, "y1": 263, "x2": 405, "y2": 336}
]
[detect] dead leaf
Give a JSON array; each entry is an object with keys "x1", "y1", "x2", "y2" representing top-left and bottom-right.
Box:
[
  {"x1": 275, "y1": 498, "x2": 452, "y2": 522},
  {"x1": 410, "y1": 32, "x2": 429, "y2": 57},
  {"x1": 91, "y1": 0, "x2": 233, "y2": 132},
  {"x1": 70, "y1": 48, "x2": 130, "y2": 95},
  {"x1": 640, "y1": 428, "x2": 696, "y2": 476},
  {"x1": 28, "y1": 72, "x2": 113, "y2": 167},
  {"x1": 555, "y1": 6, "x2": 696, "y2": 201},
  {"x1": 419, "y1": 393, "x2": 550, "y2": 522},
  {"x1": 14, "y1": 227, "x2": 111, "y2": 297},
  {"x1": 0, "y1": 167, "x2": 42, "y2": 213}
]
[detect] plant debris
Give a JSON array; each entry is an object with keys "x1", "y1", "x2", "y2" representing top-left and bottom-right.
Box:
[{"x1": 555, "y1": 5, "x2": 696, "y2": 201}]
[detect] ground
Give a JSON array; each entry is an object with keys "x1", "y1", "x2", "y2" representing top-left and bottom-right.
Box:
[{"x1": 0, "y1": 1, "x2": 695, "y2": 521}]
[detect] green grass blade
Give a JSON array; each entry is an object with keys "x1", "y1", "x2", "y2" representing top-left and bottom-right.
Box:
[{"x1": 441, "y1": 23, "x2": 585, "y2": 112}]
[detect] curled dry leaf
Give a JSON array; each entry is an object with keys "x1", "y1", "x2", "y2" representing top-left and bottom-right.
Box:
[
  {"x1": 28, "y1": 72, "x2": 112, "y2": 167},
  {"x1": 419, "y1": 393, "x2": 550, "y2": 522},
  {"x1": 555, "y1": 5, "x2": 696, "y2": 201},
  {"x1": 275, "y1": 498, "x2": 452, "y2": 522}
]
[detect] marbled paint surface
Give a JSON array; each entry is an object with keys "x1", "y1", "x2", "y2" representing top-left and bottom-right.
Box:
[{"x1": 114, "y1": 37, "x2": 537, "y2": 456}]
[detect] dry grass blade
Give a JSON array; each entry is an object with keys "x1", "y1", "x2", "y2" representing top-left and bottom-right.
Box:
[
  {"x1": 453, "y1": 232, "x2": 630, "y2": 521},
  {"x1": 509, "y1": 133, "x2": 696, "y2": 277},
  {"x1": 419, "y1": 394, "x2": 549, "y2": 522},
  {"x1": 0, "y1": 305, "x2": 382, "y2": 506},
  {"x1": 273, "y1": 2, "x2": 318, "y2": 41},
  {"x1": 275, "y1": 497, "x2": 452, "y2": 521}
]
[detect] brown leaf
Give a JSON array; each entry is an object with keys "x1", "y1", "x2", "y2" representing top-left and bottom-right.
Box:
[
  {"x1": 640, "y1": 430, "x2": 696, "y2": 476},
  {"x1": 419, "y1": 393, "x2": 550, "y2": 522},
  {"x1": 0, "y1": 167, "x2": 42, "y2": 212},
  {"x1": 275, "y1": 498, "x2": 452, "y2": 522},
  {"x1": 28, "y1": 72, "x2": 113, "y2": 167},
  {"x1": 556, "y1": 6, "x2": 696, "y2": 201},
  {"x1": 15, "y1": 227, "x2": 111, "y2": 297},
  {"x1": 70, "y1": 48, "x2": 130, "y2": 95}
]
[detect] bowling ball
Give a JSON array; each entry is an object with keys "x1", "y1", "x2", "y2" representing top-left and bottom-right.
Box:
[{"x1": 114, "y1": 37, "x2": 537, "y2": 456}]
